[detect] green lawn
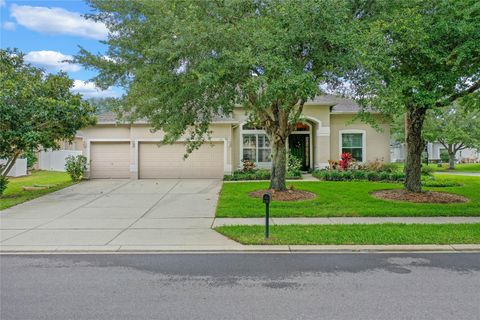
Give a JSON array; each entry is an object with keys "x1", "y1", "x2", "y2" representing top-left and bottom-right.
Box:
[
  {"x1": 216, "y1": 175, "x2": 480, "y2": 217},
  {"x1": 0, "y1": 171, "x2": 74, "y2": 210},
  {"x1": 215, "y1": 224, "x2": 480, "y2": 245},
  {"x1": 396, "y1": 163, "x2": 480, "y2": 172},
  {"x1": 431, "y1": 163, "x2": 480, "y2": 172}
]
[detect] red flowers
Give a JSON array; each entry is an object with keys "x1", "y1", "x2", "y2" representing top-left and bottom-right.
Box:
[{"x1": 339, "y1": 152, "x2": 353, "y2": 170}]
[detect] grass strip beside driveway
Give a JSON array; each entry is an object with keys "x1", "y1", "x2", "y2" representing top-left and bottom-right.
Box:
[
  {"x1": 216, "y1": 176, "x2": 480, "y2": 217},
  {"x1": 0, "y1": 171, "x2": 74, "y2": 210},
  {"x1": 397, "y1": 163, "x2": 480, "y2": 172},
  {"x1": 215, "y1": 224, "x2": 480, "y2": 245}
]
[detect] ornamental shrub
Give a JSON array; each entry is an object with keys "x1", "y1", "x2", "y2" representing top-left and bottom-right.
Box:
[
  {"x1": 379, "y1": 172, "x2": 391, "y2": 181},
  {"x1": 390, "y1": 172, "x2": 406, "y2": 182},
  {"x1": 352, "y1": 170, "x2": 366, "y2": 180},
  {"x1": 242, "y1": 160, "x2": 256, "y2": 173},
  {"x1": 24, "y1": 149, "x2": 38, "y2": 169},
  {"x1": 287, "y1": 153, "x2": 302, "y2": 177},
  {"x1": 339, "y1": 152, "x2": 353, "y2": 170},
  {"x1": 341, "y1": 171, "x2": 353, "y2": 181},
  {"x1": 0, "y1": 176, "x2": 8, "y2": 196},
  {"x1": 65, "y1": 155, "x2": 87, "y2": 182},
  {"x1": 366, "y1": 171, "x2": 380, "y2": 181},
  {"x1": 421, "y1": 165, "x2": 434, "y2": 176}
]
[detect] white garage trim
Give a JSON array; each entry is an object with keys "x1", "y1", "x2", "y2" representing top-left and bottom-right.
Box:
[
  {"x1": 87, "y1": 138, "x2": 230, "y2": 179},
  {"x1": 134, "y1": 138, "x2": 229, "y2": 179}
]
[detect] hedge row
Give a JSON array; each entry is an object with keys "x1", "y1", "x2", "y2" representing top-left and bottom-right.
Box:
[
  {"x1": 224, "y1": 169, "x2": 301, "y2": 181},
  {"x1": 313, "y1": 170, "x2": 406, "y2": 182}
]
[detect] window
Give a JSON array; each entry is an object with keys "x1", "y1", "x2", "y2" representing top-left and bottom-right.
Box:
[
  {"x1": 341, "y1": 133, "x2": 363, "y2": 161},
  {"x1": 242, "y1": 125, "x2": 271, "y2": 163}
]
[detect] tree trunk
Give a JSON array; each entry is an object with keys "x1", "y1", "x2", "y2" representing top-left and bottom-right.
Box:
[
  {"x1": 1, "y1": 153, "x2": 20, "y2": 178},
  {"x1": 448, "y1": 152, "x2": 455, "y2": 170},
  {"x1": 269, "y1": 138, "x2": 287, "y2": 191},
  {"x1": 404, "y1": 107, "x2": 427, "y2": 193}
]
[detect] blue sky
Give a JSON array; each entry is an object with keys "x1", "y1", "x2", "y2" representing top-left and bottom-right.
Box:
[{"x1": 0, "y1": 0, "x2": 122, "y2": 98}]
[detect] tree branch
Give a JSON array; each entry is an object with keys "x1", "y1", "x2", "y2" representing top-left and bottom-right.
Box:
[
  {"x1": 438, "y1": 139, "x2": 449, "y2": 150},
  {"x1": 289, "y1": 99, "x2": 305, "y2": 133},
  {"x1": 454, "y1": 142, "x2": 466, "y2": 153},
  {"x1": 1, "y1": 152, "x2": 20, "y2": 178},
  {"x1": 435, "y1": 80, "x2": 480, "y2": 108}
]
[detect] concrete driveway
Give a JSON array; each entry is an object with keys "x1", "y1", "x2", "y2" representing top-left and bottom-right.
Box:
[{"x1": 0, "y1": 179, "x2": 240, "y2": 251}]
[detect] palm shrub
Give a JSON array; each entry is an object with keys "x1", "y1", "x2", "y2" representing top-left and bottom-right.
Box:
[{"x1": 65, "y1": 155, "x2": 87, "y2": 182}]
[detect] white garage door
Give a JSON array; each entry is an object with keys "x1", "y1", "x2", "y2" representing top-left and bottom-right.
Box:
[
  {"x1": 139, "y1": 142, "x2": 224, "y2": 179},
  {"x1": 90, "y1": 142, "x2": 130, "y2": 179}
]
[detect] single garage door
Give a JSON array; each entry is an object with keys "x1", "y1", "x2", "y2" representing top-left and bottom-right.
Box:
[
  {"x1": 90, "y1": 142, "x2": 130, "y2": 179},
  {"x1": 139, "y1": 142, "x2": 224, "y2": 179}
]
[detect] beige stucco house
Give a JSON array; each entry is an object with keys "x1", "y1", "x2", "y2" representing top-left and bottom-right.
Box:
[{"x1": 79, "y1": 95, "x2": 390, "y2": 179}]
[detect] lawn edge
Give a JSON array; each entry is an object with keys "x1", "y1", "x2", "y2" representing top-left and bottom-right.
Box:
[{"x1": 1, "y1": 243, "x2": 479, "y2": 253}]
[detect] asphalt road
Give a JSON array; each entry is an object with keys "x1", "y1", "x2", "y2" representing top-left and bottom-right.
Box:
[{"x1": 1, "y1": 253, "x2": 479, "y2": 320}]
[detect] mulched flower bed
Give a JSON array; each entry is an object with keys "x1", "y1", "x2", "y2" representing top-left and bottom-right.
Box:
[
  {"x1": 249, "y1": 189, "x2": 316, "y2": 202},
  {"x1": 371, "y1": 189, "x2": 469, "y2": 203}
]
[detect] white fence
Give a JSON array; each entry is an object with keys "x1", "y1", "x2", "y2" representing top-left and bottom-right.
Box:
[
  {"x1": 38, "y1": 150, "x2": 82, "y2": 172},
  {"x1": 0, "y1": 158, "x2": 27, "y2": 177}
]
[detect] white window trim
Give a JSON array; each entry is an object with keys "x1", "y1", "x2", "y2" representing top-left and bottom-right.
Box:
[
  {"x1": 339, "y1": 129, "x2": 366, "y2": 163},
  {"x1": 239, "y1": 123, "x2": 272, "y2": 168},
  {"x1": 240, "y1": 122, "x2": 314, "y2": 169}
]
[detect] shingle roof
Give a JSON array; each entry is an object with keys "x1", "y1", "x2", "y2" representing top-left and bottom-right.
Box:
[
  {"x1": 308, "y1": 94, "x2": 363, "y2": 113},
  {"x1": 96, "y1": 95, "x2": 367, "y2": 124},
  {"x1": 96, "y1": 111, "x2": 119, "y2": 123}
]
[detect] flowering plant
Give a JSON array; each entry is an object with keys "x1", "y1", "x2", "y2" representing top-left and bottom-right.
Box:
[{"x1": 339, "y1": 152, "x2": 353, "y2": 170}]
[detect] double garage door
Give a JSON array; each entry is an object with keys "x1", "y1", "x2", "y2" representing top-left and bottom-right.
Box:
[{"x1": 89, "y1": 141, "x2": 224, "y2": 179}]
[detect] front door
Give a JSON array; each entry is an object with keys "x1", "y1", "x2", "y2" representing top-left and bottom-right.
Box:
[{"x1": 288, "y1": 134, "x2": 310, "y2": 171}]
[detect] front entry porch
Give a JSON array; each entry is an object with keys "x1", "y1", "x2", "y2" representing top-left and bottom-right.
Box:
[{"x1": 240, "y1": 121, "x2": 316, "y2": 171}]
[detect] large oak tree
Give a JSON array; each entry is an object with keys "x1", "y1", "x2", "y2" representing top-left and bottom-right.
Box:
[
  {"x1": 349, "y1": 0, "x2": 480, "y2": 192},
  {"x1": 76, "y1": 0, "x2": 354, "y2": 190}
]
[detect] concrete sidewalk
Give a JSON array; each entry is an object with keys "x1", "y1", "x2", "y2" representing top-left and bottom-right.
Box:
[{"x1": 213, "y1": 216, "x2": 480, "y2": 227}]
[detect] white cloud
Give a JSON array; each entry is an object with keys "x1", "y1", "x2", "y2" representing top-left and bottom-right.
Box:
[
  {"x1": 10, "y1": 4, "x2": 108, "y2": 40},
  {"x1": 24, "y1": 50, "x2": 81, "y2": 72},
  {"x1": 0, "y1": 0, "x2": 5, "y2": 7},
  {"x1": 71, "y1": 80, "x2": 121, "y2": 99},
  {"x1": 2, "y1": 21, "x2": 15, "y2": 30}
]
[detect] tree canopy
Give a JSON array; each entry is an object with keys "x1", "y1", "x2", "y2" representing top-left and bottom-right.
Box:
[
  {"x1": 348, "y1": 0, "x2": 480, "y2": 191},
  {"x1": 423, "y1": 104, "x2": 480, "y2": 168},
  {"x1": 0, "y1": 49, "x2": 96, "y2": 179},
  {"x1": 76, "y1": 0, "x2": 355, "y2": 190}
]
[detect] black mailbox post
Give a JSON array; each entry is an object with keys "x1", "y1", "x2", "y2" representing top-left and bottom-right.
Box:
[{"x1": 263, "y1": 192, "x2": 271, "y2": 239}]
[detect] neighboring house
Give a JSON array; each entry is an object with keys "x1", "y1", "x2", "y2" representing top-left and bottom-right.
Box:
[
  {"x1": 390, "y1": 142, "x2": 480, "y2": 163},
  {"x1": 80, "y1": 95, "x2": 391, "y2": 179}
]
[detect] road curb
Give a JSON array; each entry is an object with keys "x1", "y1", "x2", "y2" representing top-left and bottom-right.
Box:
[{"x1": 1, "y1": 244, "x2": 480, "y2": 254}]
